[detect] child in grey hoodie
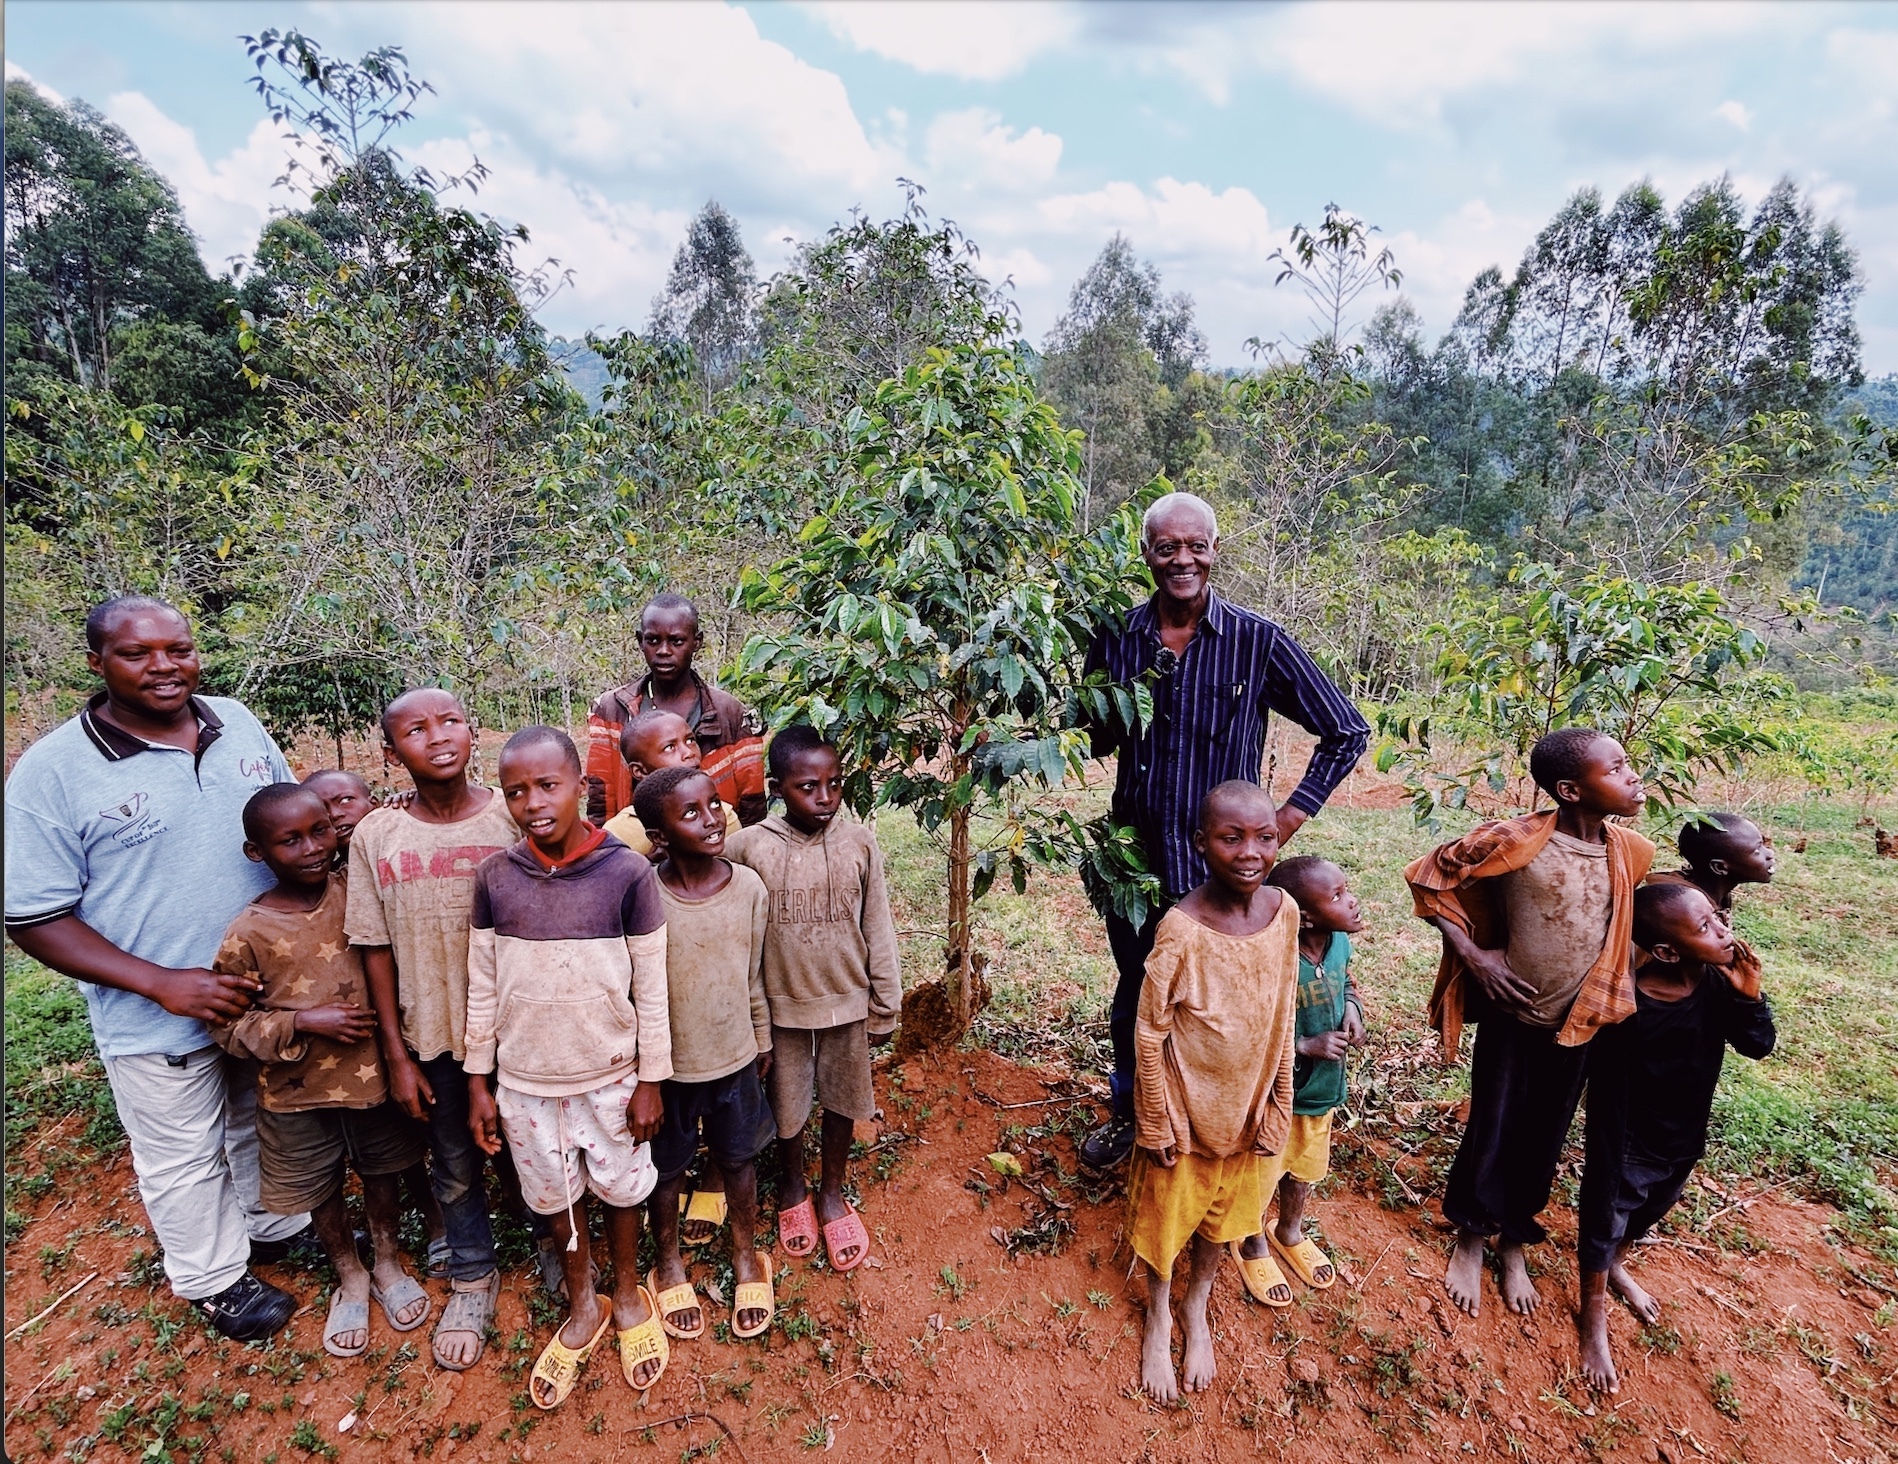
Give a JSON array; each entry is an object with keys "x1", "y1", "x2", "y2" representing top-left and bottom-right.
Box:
[{"x1": 725, "y1": 725, "x2": 900, "y2": 1273}]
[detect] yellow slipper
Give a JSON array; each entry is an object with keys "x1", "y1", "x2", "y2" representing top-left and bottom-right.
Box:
[
  {"x1": 648, "y1": 1269, "x2": 704, "y2": 1340},
  {"x1": 679, "y1": 1189, "x2": 728, "y2": 1245},
  {"x1": 1228, "y1": 1240, "x2": 1293, "y2": 1307},
  {"x1": 617, "y1": 1285, "x2": 670, "y2": 1392},
  {"x1": 731, "y1": 1254, "x2": 774, "y2": 1340},
  {"x1": 1268, "y1": 1233, "x2": 1336, "y2": 1290},
  {"x1": 530, "y1": 1295, "x2": 612, "y2": 1410}
]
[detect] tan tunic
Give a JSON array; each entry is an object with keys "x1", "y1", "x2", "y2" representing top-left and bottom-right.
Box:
[
  {"x1": 1499, "y1": 830, "x2": 1613, "y2": 1028},
  {"x1": 1133, "y1": 899, "x2": 1299, "y2": 1160},
  {"x1": 656, "y1": 863, "x2": 773, "y2": 1083}
]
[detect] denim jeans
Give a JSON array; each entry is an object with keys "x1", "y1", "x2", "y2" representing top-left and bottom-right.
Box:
[
  {"x1": 414, "y1": 1052, "x2": 498, "y2": 1280},
  {"x1": 1104, "y1": 900, "x2": 1173, "y2": 1121}
]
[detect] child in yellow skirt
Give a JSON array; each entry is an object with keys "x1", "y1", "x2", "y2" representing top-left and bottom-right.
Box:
[
  {"x1": 1130, "y1": 782, "x2": 1299, "y2": 1404},
  {"x1": 1230, "y1": 856, "x2": 1367, "y2": 1303}
]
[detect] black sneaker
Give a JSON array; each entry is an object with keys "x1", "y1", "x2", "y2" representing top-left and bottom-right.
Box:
[
  {"x1": 1079, "y1": 1114, "x2": 1136, "y2": 1171},
  {"x1": 249, "y1": 1222, "x2": 325, "y2": 1268},
  {"x1": 193, "y1": 1272, "x2": 295, "y2": 1341}
]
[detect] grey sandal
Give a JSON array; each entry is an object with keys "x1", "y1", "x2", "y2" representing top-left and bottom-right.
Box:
[
  {"x1": 323, "y1": 1293, "x2": 372, "y2": 1358},
  {"x1": 424, "y1": 1235, "x2": 452, "y2": 1279},
  {"x1": 371, "y1": 1273, "x2": 433, "y2": 1332},
  {"x1": 432, "y1": 1270, "x2": 499, "y2": 1371}
]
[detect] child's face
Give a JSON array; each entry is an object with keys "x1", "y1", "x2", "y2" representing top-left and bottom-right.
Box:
[
  {"x1": 1559, "y1": 737, "x2": 1645, "y2": 818},
  {"x1": 245, "y1": 793, "x2": 339, "y2": 889},
  {"x1": 1711, "y1": 819, "x2": 1775, "y2": 885},
  {"x1": 499, "y1": 742, "x2": 585, "y2": 853},
  {"x1": 1651, "y1": 887, "x2": 1738, "y2": 968},
  {"x1": 383, "y1": 690, "x2": 474, "y2": 785},
  {"x1": 776, "y1": 747, "x2": 842, "y2": 835},
  {"x1": 1294, "y1": 862, "x2": 1364, "y2": 935},
  {"x1": 656, "y1": 772, "x2": 726, "y2": 860},
  {"x1": 305, "y1": 773, "x2": 370, "y2": 849},
  {"x1": 625, "y1": 712, "x2": 701, "y2": 785},
  {"x1": 1194, "y1": 798, "x2": 1279, "y2": 900},
  {"x1": 639, "y1": 606, "x2": 702, "y2": 683}
]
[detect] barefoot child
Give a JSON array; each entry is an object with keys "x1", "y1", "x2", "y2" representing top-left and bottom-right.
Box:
[
  {"x1": 633, "y1": 766, "x2": 776, "y2": 1341},
  {"x1": 1229, "y1": 856, "x2": 1366, "y2": 1306},
  {"x1": 725, "y1": 724, "x2": 901, "y2": 1272},
  {"x1": 346, "y1": 690, "x2": 515, "y2": 1369},
  {"x1": 465, "y1": 728, "x2": 673, "y2": 1405},
  {"x1": 1131, "y1": 782, "x2": 1298, "y2": 1404},
  {"x1": 213, "y1": 785, "x2": 431, "y2": 1357},
  {"x1": 1576, "y1": 882, "x2": 1774, "y2": 1392},
  {"x1": 1405, "y1": 727, "x2": 1653, "y2": 1319}
]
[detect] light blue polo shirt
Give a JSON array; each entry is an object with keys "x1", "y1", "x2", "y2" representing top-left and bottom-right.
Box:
[{"x1": 4, "y1": 694, "x2": 292, "y2": 1059}]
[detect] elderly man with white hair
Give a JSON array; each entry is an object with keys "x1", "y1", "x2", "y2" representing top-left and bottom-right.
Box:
[{"x1": 1078, "y1": 492, "x2": 1370, "y2": 1171}]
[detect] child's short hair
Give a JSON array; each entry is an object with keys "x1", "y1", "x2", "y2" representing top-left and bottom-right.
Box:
[
  {"x1": 302, "y1": 768, "x2": 369, "y2": 796},
  {"x1": 1266, "y1": 854, "x2": 1334, "y2": 905},
  {"x1": 631, "y1": 764, "x2": 712, "y2": 834},
  {"x1": 378, "y1": 686, "x2": 464, "y2": 743},
  {"x1": 1678, "y1": 811, "x2": 1752, "y2": 868},
  {"x1": 767, "y1": 723, "x2": 833, "y2": 783},
  {"x1": 619, "y1": 709, "x2": 683, "y2": 766},
  {"x1": 243, "y1": 782, "x2": 327, "y2": 843},
  {"x1": 1195, "y1": 778, "x2": 1275, "y2": 832},
  {"x1": 499, "y1": 725, "x2": 581, "y2": 774},
  {"x1": 1633, "y1": 881, "x2": 1704, "y2": 951},
  {"x1": 1528, "y1": 726, "x2": 1609, "y2": 799}
]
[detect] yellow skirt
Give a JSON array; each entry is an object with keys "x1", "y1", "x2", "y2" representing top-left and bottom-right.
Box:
[
  {"x1": 1126, "y1": 1149, "x2": 1266, "y2": 1280},
  {"x1": 1259, "y1": 1111, "x2": 1333, "y2": 1194}
]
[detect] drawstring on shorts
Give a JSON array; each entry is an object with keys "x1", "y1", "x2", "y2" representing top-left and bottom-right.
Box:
[{"x1": 557, "y1": 1098, "x2": 579, "y2": 1252}]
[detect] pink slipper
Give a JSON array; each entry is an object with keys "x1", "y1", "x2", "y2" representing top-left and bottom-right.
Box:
[
  {"x1": 821, "y1": 1205, "x2": 871, "y2": 1273},
  {"x1": 777, "y1": 1197, "x2": 819, "y2": 1259}
]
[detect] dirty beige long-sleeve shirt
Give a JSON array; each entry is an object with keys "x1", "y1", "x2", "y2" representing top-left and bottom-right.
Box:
[{"x1": 1133, "y1": 899, "x2": 1300, "y2": 1160}]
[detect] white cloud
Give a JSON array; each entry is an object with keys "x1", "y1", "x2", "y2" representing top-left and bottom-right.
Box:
[
  {"x1": 924, "y1": 108, "x2": 1062, "y2": 190},
  {"x1": 1714, "y1": 99, "x2": 1753, "y2": 132},
  {"x1": 5, "y1": 59, "x2": 64, "y2": 104},
  {"x1": 103, "y1": 94, "x2": 290, "y2": 271},
  {"x1": 803, "y1": 1, "x2": 1081, "y2": 80}
]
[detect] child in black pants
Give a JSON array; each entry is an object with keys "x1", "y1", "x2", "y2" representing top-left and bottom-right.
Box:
[{"x1": 1577, "y1": 881, "x2": 1775, "y2": 1393}]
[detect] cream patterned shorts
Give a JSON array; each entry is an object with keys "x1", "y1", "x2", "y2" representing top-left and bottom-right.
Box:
[{"x1": 497, "y1": 1074, "x2": 658, "y2": 1215}]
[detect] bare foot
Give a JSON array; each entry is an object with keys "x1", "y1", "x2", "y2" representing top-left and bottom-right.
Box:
[
  {"x1": 612, "y1": 1286, "x2": 664, "y2": 1389},
  {"x1": 1238, "y1": 1232, "x2": 1292, "y2": 1304},
  {"x1": 1180, "y1": 1309, "x2": 1216, "y2": 1394},
  {"x1": 1445, "y1": 1230, "x2": 1486, "y2": 1317},
  {"x1": 652, "y1": 1251, "x2": 703, "y2": 1337},
  {"x1": 331, "y1": 1268, "x2": 372, "y2": 1351},
  {"x1": 1607, "y1": 1257, "x2": 1660, "y2": 1324},
  {"x1": 1498, "y1": 1242, "x2": 1539, "y2": 1316},
  {"x1": 814, "y1": 1187, "x2": 862, "y2": 1268},
  {"x1": 560, "y1": 1288, "x2": 607, "y2": 1348},
  {"x1": 1140, "y1": 1302, "x2": 1178, "y2": 1404},
  {"x1": 1578, "y1": 1289, "x2": 1620, "y2": 1393}
]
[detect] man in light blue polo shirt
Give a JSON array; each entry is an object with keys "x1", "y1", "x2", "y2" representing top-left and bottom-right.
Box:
[{"x1": 6, "y1": 597, "x2": 311, "y2": 1339}]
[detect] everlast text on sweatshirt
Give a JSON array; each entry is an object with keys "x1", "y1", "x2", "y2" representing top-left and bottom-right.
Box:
[
  {"x1": 724, "y1": 814, "x2": 902, "y2": 1034},
  {"x1": 464, "y1": 835, "x2": 672, "y2": 1097}
]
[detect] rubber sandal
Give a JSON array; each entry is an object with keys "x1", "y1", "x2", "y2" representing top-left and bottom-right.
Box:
[
  {"x1": 680, "y1": 1189, "x2": 728, "y2": 1245},
  {"x1": 732, "y1": 1254, "x2": 774, "y2": 1339},
  {"x1": 821, "y1": 1204, "x2": 871, "y2": 1273},
  {"x1": 424, "y1": 1235, "x2": 452, "y2": 1279},
  {"x1": 432, "y1": 1270, "x2": 499, "y2": 1371},
  {"x1": 322, "y1": 1293, "x2": 371, "y2": 1357},
  {"x1": 530, "y1": 1295, "x2": 612, "y2": 1410},
  {"x1": 370, "y1": 1272, "x2": 433, "y2": 1332},
  {"x1": 648, "y1": 1270, "x2": 704, "y2": 1340},
  {"x1": 617, "y1": 1285, "x2": 670, "y2": 1391},
  {"x1": 1268, "y1": 1233, "x2": 1336, "y2": 1290},
  {"x1": 1228, "y1": 1240, "x2": 1293, "y2": 1308},
  {"x1": 777, "y1": 1196, "x2": 819, "y2": 1259},
  {"x1": 534, "y1": 1236, "x2": 600, "y2": 1301}
]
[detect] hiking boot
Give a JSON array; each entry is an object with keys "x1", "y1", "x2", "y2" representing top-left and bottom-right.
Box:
[
  {"x1": 1079, "y1": 1114, "x2": 1136, "y2": 1171},
  {"x1": 193, "y1": 1272, "x2": 296, "y2": 1342},
  {"x1": 249, "y1": 1221, "x2": 325, "y2": 1268}
]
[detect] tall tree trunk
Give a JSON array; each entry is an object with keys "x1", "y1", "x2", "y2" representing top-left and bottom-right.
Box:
[{"x1": 946, "y1": 797, "x2": 974, "y2": 1033}]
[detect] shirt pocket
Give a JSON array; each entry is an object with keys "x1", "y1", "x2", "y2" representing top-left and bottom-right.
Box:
[{"x1": 497, "y1": 989, "x2": 638, "y2": 1086}]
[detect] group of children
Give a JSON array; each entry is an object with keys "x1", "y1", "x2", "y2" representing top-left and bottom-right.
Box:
[
  {"x1": 214, "y1": 631, "x2": 899, "y2": 1405},
  {"x1": 208, "y1": 588, "x2": 1776, "y2": 1408},
  {"x1": 1129, "y1": 729, "x2": 1776, "y2": 1403}
]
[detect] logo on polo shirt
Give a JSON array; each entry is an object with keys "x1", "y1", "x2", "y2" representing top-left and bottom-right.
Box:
[
  {"x1": 238, "y1": 757, "x2": 277, "y2": 784},
  {"x1": 98, "y1": 791, "x2": 168, "y2": 849}
]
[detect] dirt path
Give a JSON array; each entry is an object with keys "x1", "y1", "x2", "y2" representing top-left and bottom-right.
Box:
[{"x1": 5, "y1": 1049, "x2": 1894, "y2": 1463}]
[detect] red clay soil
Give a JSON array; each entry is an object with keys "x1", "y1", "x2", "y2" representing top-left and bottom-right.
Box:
[{"x1": 5, "y1": 1048, "x2": 1895, "y2": 1464}]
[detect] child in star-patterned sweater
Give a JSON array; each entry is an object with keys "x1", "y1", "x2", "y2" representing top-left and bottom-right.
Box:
[{"x1": 214, "y1": 783, "x2": 430, "y2": 1359}]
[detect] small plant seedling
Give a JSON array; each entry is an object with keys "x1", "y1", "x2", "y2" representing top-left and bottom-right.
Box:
[{"x1": 1710, "y1": 1370, "x2": 1740, "y2": 1420}]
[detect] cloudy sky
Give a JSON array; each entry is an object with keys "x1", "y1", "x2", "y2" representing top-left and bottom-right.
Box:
[{"x1": 11, "y1": 1, "x2": 1898, "y2": 371}]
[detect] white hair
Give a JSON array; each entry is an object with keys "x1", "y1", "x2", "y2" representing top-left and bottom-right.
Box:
[{"x1": 1141, "y1": 492, "x2": 1218, "y2": 547}]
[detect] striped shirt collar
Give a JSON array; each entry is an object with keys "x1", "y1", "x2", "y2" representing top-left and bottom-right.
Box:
[
  {"x1": 79, "y1": 691, "x2": 225, "y2": 763},
  {"x1": 1130, "y1": 589, "x2": 1234, "y2": 644}
]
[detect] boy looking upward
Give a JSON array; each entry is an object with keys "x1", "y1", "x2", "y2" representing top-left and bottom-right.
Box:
[
  {"x1": 214, "y1": 785, "x2": 431, "y2": 1356},
  {"x1": 585, "y1": 594, "x2": 766, "y2": 826},
  {"x1": 1229, "y1": 856, "x2": 1366, "y2": 1306},
  {"x1": 1577, "y1": 882, "x2": 1774, "y2": 1393},
  {"x1": 1659, "y1": 811, "x2": 1775, "y2": 918},
  {"x1": 346, "y1": 689, "x2": 515, "y2": 1369},
  {"x1": 726, "y1": 725, "x2": 901, "y2": 1273},
  {"x1": 634, "y1": 766, "x2": 776, "y2": 1341},
  {"x1": 1130, "y1": 782, "x2": 1297, "y2": 1404},
  {"x1": 1405, "y1": 728, "x2": 1653, "y2": 1319},
  {"x1": 465, "y1": 728, "x2": 673, "y2": 1405}
]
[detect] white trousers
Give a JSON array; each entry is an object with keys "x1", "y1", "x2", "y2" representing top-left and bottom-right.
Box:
[{"x1": 102, "y1": 1046, "x2": 309, "y2": 1300}]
